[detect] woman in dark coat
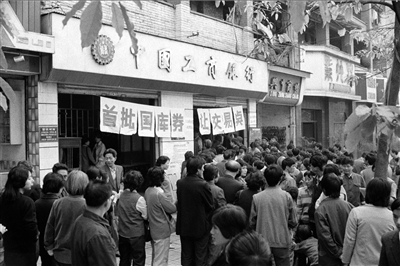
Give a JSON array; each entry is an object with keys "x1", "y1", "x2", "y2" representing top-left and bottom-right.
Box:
[{"x1": 0, "y1": 166, "x2": 37, "y2": 266}]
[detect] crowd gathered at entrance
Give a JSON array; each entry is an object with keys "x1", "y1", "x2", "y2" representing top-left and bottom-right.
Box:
[{"x1": 1, "y1": 133, "x2": 400, "y2": 266}]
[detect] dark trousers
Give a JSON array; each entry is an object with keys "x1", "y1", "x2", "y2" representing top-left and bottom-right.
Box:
[
  {"x1": 39, "y1": 243, "x2": 53, "y2": 266},
  {"x1": 270, "y1": 247, "x2": 290, "y2": 266},
  {"x1": 4, "y1": 251, "x2": 36, "y2": 266},
  {"x1": 119, "y1": 235, "x2": 146, "y2": 266},
  {"x1": 180, "y1": 234, "x2": 210, "y2": 266}
]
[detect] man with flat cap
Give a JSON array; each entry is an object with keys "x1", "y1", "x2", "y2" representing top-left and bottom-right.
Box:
[{"x1": 216, "y1": 160, "x2": 245, "y2": 204}]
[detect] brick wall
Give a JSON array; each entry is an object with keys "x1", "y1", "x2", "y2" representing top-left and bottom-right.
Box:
[{"x1": 55, "y1": 1, "x2": 253, "y2": 56}]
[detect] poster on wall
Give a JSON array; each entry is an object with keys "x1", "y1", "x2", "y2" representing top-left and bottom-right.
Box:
[
  {"x1": 155, "y1": 107, "x2": 171, "y2": 138},
  {"x1": 197, "y1": 109, "x2": 211, "y2": 135},
  {"x1": 100, "y1": 97, "x2": 121, "y2": 134},
  {"x1": 232, "y1": 106, "x2": 245, "y2": 131},
  {"x1": 162, "y1": 141, "x2": 190, "y2": 192}
]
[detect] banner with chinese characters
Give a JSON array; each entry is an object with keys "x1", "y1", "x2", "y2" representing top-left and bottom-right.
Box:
[
  {"x1": 155, "y1": 107, "x2": 171, "y2": 138},
  {"x1": 209, "y1": 108, "x2": 225, "y2": 135},
  {"x1": 138, "y1": 104, "x2": 155, "y2": 137},
  {"x1": 220, "y1": 107, "x2": 235, "y2": 133},
  {"x1": 119, "y1": 101, "x2": 138, "y2": 135},
  {"x1": 197, "y1": 109, "x2": 211, "y2": 135},
  {"x1": 232, "y1": 106, "x2": 245, "y2": 131},
  {"x1": 170, "y1": 108, "x2": 185, "y2": 138},
  {"x1": 100, "y1": 97, "x2": 122, "y2": 134}
]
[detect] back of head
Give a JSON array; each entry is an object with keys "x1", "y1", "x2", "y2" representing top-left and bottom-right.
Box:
[
  {"x1": 216, "y1": 145, "x2": 226, "y2": 155},
  {"x1": 366, "y1": 178, "x2": 391, "y2": 207},
  {"x1": 42, "y1": 172, "x2": 64, "y2": 194},
  {"x1": 253, "y1": 160, "x2": 265, "y2": 170},
  {"x1": 84, "y1": 180, "x2": 112, "y2": 207},
  {"x1": 186, "y1": 156, "x2": 206, "y2": 175},
  {"x1": 124, "y1": 170, "x2": 144, "y2": 191},
  {"x1": 282, "y1": 158, "x2": 295, "y2": 170},
  {"x1": 212, "y1": 204, "x2": 247, "y2": 239},
  {"x1": 296, "y1": 224, "x2": 313, "y2": 242},
  {"x1": 264, "y1": 164, "x2": 283, "y2": 187},
  {"x1": 245, "y1": 171, "x2": 266, "y2": 191},
  {"x1": 223, "y1": 149, "x2": 233, "y2": 160},
  {"x1": 391, "y1": 198, "x2": 400, "y2": 210},
  {"x1": 320, "y1": 173, "x2": 341, "y2": 198},
  {"x1": 52, "y1": 162, "x2": 68, "y2": 174},
  {"x1": 323, "y1": 164, "x2": 341, "y2": 176},
  {"x1": 264, "y1": 154, "x2": 276, "y2": 166},
  {"x1": 203, "y1": 164, "x2": 218, "y2": 182},
  {"x1": 155, "y1": 156, "x2": 170, "y2": 167},
  {"x1": 86, "y1": 166, "x2": 101, "y2": 181},
  {"x1": 292, "y1": 148, "x2": 300, "y2": 156},
  {"x1": 225, "y1": 160, "x2": 240, "y2": 173},
  {"x1": 147, "y1": 166, "x2": 165, "y2": 187},
  {"x1": 227, "y1": 231, "x2": 272, "y2": 266},
  {"x1": 310, "y1": 154, "x2": 327, "y2": 171},
  {"x1": 204, "y1": 139, "x2": 212, "y2": 149},
  {"x1": 65, "y1": 170, "x2": 89, "y2": 196},
  {"x1": 365, "y1": 152, "x2": 376, "y2": 166},
  {"x1": 184, "y1": 151, "x2": 194, "y2": 161},
  {"x1": 2, "y1": 166, "x2": 30, "y2": 201},
  {"x1": 17, "y1": 160, "x2": 33, "y2": 173}
]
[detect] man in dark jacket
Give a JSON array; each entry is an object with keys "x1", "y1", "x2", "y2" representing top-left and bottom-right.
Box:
[
  {"x1": 216, "y1": 160, "x2": 244, "y2": 204},
  {"x1": 176, "y1": 156, "x2": 214, "y2": 266},
  {"x1": 379, "y1": 198, "x2": 400, "y2": 266}
]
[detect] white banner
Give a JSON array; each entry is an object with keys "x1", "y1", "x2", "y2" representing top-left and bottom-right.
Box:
[
  {"x1": 197, "y1": 109, "x2": 211, "y2": 135},
  {"x1": 119, "y1": 102, "x2": 138, "y2": 135},
  {"x1": 100, "y1": 97, "x2": 121, "y2": 134},
  {"x1": 155, "y1": 107, "x2": 171, "y2": 138},
  {"x1": 209, "y1": 108, "x2": 225, "y2": 135},
  {"x1": 170, "y1": 108, "x2": 186, "y2": 138},
  {"x1": 232, "y1": 105, "x2": 245, "y2": 131},
  {"x1": 220, "y1": 107, "x2": 235, "y2": 133},
  {"x1": 138, "y1": 105, "x2": 155, "y2": 137}
]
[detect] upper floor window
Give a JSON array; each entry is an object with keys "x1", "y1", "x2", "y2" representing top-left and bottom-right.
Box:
[{"x1": 190, "y1": 1, "x2": 235, "y2": 22}]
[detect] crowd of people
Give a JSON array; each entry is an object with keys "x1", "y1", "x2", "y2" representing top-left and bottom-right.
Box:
[{"x1": 1, "y1": 133, "x2": 400, "y2": 266}]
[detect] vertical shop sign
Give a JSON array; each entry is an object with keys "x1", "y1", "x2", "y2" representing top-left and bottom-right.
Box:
[
  {"x1": 100, "y1": 97, "x2": 121, "y2": 134},
  {"x1": 209, "y1": 108, "x2": 225, "y2": 135},
  {"x1": 119, "y1": 102, "x2": 138, "y2": 135},
  {"x1": 197, "y1": 109, "x2": 211, "y2": 135},
  {"x1": 232, "y1": 106, "x2": 245, "y2": 131},
  {"x1": 171, "y1": 108, "x2": 186, "y2": 138},
  {"x1": 155, "y1": 107, "x2": 171, "y2": 138},
  {"x1": 138, "y1": 105, "x2": 155, "y2": 137}
]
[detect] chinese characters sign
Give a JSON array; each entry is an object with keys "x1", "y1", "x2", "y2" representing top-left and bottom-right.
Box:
[
  {"x1": 198, "y1": 106, "x2": 245, "y2": 135},
  {"x1": 100, "y1": 97, "x2": 185, "y2": 138}
]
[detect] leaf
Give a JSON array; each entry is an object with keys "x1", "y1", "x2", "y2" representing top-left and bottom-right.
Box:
[
  {"x1": 344, "y1": 105, "x2": 371, "y2": 134},
  {"x1": 318, "y1": 0, "x2": 331, "y2": 26},
  {"x1": 62, "y1": 0, "x2": 87, "y2": 27},
  {"x1": 80, "y1": 1, "x2": 102, "y2": 48},
  {"x1": 133, "y1": 0, "x2": 142, "y2": 10},
  {"x1": 360, "y1": 115, "x2": 376, "y2": 138},
  {"x1": 215, "y1": 0, "x2": 221, "y2": 8},
  {"x1": 345, "y1": 126, "x2": 361, "y2": 153},
  {"x1": 111, "y1": 3, "x2": 124, "y2": 39},
  {"x1": 120, "y1": 3, "x2": 138, "y2": 55},
  {"x1": 289, "y1": 0, "x2": 307, "y2": 33},
  {"x1": 376, "y1": 106, "x2": 400, "y2": 128},
  {"x1": 256, "y1": 22, "x2": 273, "y2": 39}
]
